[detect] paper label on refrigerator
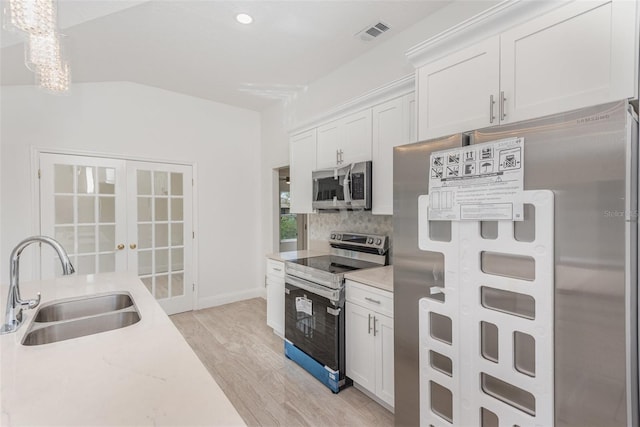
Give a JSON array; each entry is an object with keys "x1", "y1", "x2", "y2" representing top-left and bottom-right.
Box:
[
  {"x1": 428, "y1": 137, "x2": 524, "y2": 221},
  {"x1": 295, "y1": 296, "x2": 313, "y2": 316}
]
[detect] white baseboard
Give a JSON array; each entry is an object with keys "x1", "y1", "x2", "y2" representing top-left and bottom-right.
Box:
[{"x1": 197, "y1": 287, "x2": 266, "y2": 310}]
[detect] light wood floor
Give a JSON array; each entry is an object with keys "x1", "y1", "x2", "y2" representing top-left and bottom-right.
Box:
[{"x1": 171, "y1": 298, "x2": 394, "y2": 427}]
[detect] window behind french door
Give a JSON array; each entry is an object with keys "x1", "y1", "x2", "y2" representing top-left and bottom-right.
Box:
[{"x1": 39, "y1": 153, "x2": 194, "y2": 314}]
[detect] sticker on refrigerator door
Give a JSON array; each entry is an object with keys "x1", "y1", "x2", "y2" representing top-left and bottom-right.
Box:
[{"x1": 427, "y1": 137, "x2": 525, "y2": 221}]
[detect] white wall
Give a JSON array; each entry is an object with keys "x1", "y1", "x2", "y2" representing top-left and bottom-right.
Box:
[
  {"x1": 259, "y1": 0, "x2": 500, "y2": 259},
  {"x1": 260, "y1": 104, "x2": 290, "y2": 257},
  {"x1": 0, "y1": 81, "x2": 262, "y2": 308}
]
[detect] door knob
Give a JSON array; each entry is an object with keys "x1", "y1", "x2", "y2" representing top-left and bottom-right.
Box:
[
  {"x1": 117, "y1": 244, "x2": 125, "y2": 250},
  {"x1": 130, "y1": 243, "x2": 137, "y2": 249}
]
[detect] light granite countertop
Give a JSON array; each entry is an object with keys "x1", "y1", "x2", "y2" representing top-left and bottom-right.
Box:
[
  {"x1": 0, "y1": 272, "x2": 245, "y2": 427},
  {"x1": 345, "y1": 265, "x2": 394, "y2": 293},
  {"x1": 266, "y1": 250, "x2": 328, "y2": 262}
]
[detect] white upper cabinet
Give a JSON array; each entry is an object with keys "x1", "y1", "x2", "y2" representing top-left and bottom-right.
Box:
[
  {"x1": 316, "y1": 120, "x2": 341, "y2": 170},
  {"x1": 372, "y1": 94, "x2": 414, "y2": 215},
  {"x1": 417, "y1": 36, "x2": 500, "y2": 141},
  {"x1": 414, "y1": 0, "x2": 639, "y2": 140},
  {"x1": 289, "y1": 129, "x2": 317, "y2": 214},
  {"x1": 500, "y1": 0, "x2": 639, "y2": 123},
  {"x1": 342, "y1": 110, "x2": 373, "y2": 165},
  {"x1": 316, "y1": 110, "x2": 372, "y2": 169}
]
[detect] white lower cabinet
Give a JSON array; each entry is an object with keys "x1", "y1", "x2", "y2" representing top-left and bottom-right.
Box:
[
  {"x1": 265, "y1": 258, "x2": 285, "y2": 336},
  {"x1": 345, "y1": 280, "x2": 394, "y2": 409}
]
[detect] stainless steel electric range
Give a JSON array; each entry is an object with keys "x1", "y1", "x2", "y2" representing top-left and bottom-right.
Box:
[{"x1": 284, "y1": 231, "x2": 389, "y2": 393}]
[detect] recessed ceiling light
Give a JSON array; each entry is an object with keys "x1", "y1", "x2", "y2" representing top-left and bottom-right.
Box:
[{"x1": 236, "y1": 13, "x2": 253, "y2": 25}]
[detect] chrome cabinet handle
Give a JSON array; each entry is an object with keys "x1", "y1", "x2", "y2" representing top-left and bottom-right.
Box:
[
  {"x1": 500, "y1": 91, "x2": 506, "y2": 121},
  {"x1": 368, "y1": 313, "x2": 372, "y2": 334},
  {"x1": 339, "y1": 149, "x2": 344, "y2": 164},
  {"x1": 336, "y1": 149, "x2": 340, "y2": 165},
  {"x1": 489, "y1": 94, "x2": 495, "y2": 124},
  {"x1": 273, "y1": 267, "x2": 282, "y2": 272},
  {"x1": 365, "y1": 297, "x2": 381, "y2": 304},
  {"x1": 373, "y1": 316, "x2": 378, "y2": 336}
]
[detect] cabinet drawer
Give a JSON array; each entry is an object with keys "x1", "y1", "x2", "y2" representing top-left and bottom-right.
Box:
[
  {"x1": 266, "y1": 259, "x2": 285, "y2": 278},
  {"x1": 346, "y1": 280, "x2": 393, "y2": 317}
]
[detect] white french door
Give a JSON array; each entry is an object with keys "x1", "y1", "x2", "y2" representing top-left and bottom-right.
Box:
[
  {"x1": 126, "y1": 161, "x2": 193, "y2": 314},
  {"x1": 39, "y1": 153, "x2": 194, "y2": 314},
  {"x1": 40, "y1": 154, "x2": 128, "y2": 277}
]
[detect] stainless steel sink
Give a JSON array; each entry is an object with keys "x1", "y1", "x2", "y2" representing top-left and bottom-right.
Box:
[
  {"x1": 34, "y1": 293, "x2": 134, "y2": 322},
  {"x1": 22, "y1": 292, "x2": 141, "y2": 346}
]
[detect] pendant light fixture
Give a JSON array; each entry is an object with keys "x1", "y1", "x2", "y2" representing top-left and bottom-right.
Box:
[
  {"x1": 4, "y1": 0, "x2": 71, "y2": 93},
  {"x1": 6, "y1": 0, "x2": 56, "y2": 35}
]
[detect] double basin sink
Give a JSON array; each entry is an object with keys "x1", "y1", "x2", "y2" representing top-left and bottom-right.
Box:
[{"x1": 22, "y1": 292, "x2": 141, "y2": 346}]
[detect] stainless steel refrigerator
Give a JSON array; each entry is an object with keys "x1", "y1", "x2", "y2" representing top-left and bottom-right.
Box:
[{"x1": 393, "y1": 100, "x2": 639, "y2": 427}]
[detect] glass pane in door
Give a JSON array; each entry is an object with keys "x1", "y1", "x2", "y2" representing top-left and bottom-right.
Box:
[
  {"x1": 50, "y1": 164, "x2": 121, "y2": 275},
  {"x1": 134, "y1": 169, "x2": 187, "y2": 301}
]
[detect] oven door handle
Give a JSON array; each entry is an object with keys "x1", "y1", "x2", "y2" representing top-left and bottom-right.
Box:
[{"x1": 285, "y1": 274, "x2": 341, "y2": 303}]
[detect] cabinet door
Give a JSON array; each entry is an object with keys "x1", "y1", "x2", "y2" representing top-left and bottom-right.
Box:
[
  {"x1": 345, "y1": 302, "x2": 376, "y2": 392},
  {"x1": 266, "y1": 274, "x2": 284, "y2": 336},
  {"x1": 316, "y1": 120, "x2": 342, "y2": 169},
  {"x1": 417, "y1": 36, "x2": 500, "y2": 140},
  {"x1": 289, "y1": 129, "x2": 317, "y2": 214},
  {"x1": 405, "y1": 93, "x2": 417, "y2": 144},
  {"x1": 341, "y1": 109, "x2": 373, "y2": 165},
  {"x1": 372, "y1": 97, "x2": 405, "y2": 215},
  {"x1": 500, "y1": 0, "x2": 638, "y2": 123},
  {"x1": 375, "y1": 313, "x2": 395, "y2": 408}
]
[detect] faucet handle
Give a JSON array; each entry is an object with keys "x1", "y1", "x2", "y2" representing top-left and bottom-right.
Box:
[{"x1": 19, "y1": 292, "x2": 41, "y2": 310}]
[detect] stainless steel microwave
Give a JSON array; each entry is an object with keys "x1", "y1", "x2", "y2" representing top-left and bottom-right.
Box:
[{"x1": 312, "y1": 161, "x2": 372, "y2": 211}]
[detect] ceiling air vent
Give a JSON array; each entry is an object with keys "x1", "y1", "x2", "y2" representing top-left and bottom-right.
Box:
[{"x1": 356, "y1": 21, "x2": 391, "y2": 42}]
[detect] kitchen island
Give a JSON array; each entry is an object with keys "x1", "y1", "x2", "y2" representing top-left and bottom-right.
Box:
[{"x1": 0, "y1": 271, "x2": 245, "y2": 426}]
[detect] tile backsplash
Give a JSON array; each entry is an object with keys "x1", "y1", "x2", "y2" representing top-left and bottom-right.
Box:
[{"x1": 308, "y1": 210, "x2": 393, "y2": 257}]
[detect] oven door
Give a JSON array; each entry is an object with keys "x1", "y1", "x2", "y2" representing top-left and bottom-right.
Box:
[{"x1": 284, "y1": 278, "x2": 343, "y2": 371}]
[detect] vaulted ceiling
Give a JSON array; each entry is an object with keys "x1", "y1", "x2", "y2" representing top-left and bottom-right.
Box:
[{"x1": 1, "y1": 1, "x2": 452, "y2": 111}]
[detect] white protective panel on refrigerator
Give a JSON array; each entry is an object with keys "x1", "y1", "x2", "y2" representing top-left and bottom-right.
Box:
[{"x1": 418, "y1": 190, "x2": 554, "y2": 427}]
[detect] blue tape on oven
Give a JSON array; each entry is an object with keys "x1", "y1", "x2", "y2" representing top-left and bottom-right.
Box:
[{"x1": 284, "y1": 340, "x2": 340, "y2": 393}]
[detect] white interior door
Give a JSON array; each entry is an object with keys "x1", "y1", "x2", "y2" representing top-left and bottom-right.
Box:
[
  {"x1": 40, "y1": 153, "x2": 128, "y2": 278},
  {"x1": 40, "y1": 153, "x2": 195, "y2": 315},
  {"x1": 126, "y1": 161, "x2": 194, "y2": 315}
]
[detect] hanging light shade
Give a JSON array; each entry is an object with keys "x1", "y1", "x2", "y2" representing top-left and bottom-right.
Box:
[
  {"x1": 37, "y1": 59, "x2": 70, "y2": 93},
  {"x1": 25, "y1": 31, "x2": 60, "y2": 71},
  {"x1": 6, "y1": 0, "x2": 56, "y2": 35},
  {"x1": 5, "y1": 0, "x2": 71, "y2": 93}
]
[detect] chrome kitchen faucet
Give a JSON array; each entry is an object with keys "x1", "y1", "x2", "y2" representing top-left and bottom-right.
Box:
[{"x1": 1, "y1": 236, "x2": 75, "y2": 334}]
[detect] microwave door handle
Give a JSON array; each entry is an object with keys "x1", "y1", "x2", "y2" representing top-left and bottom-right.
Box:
[{"x1": 343, "y1": 166, "x2": 353, "y2": 204}]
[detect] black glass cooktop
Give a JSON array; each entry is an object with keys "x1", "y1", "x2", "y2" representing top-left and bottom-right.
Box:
[{"x1": 289, "y1": 255, "x2": 380, "y2": 274}]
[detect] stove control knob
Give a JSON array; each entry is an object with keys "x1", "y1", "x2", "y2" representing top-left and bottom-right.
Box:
[
  {"x1": 367, "y1": 237, "x2": 374, "y2": 244},
  {"x1": 336, "y1": 234, "x2": 342, "y2": 240},
  {"x1": 331, "y1": 233, "x2": 336, "y2": 240},
  {"x1": 375, "y1": 238, "x2": 382, "y2": 245}
]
